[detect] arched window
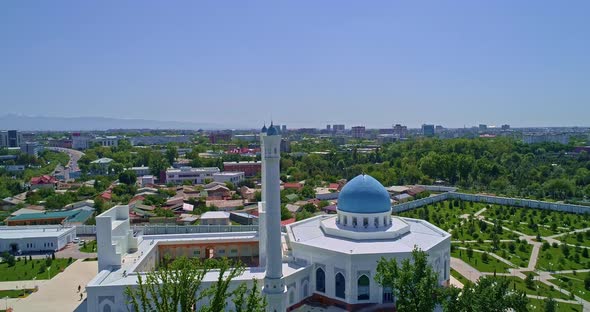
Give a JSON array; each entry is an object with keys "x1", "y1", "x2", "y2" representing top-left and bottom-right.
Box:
[
  {"x1": 374, "y1": 217, "x2": 379, "y2": 228},
  {"x1": 302, "y1": 280, "x2": 309, "y2": 298},
  {"x1": 343, "y1": 215, "x2": 347, "y2": 225},
  {"x1": 357, "y1": 275, "x2": 370, "y2": 300},
  {"x1": 383, "y1": 216, "x2": 388, "y2": 226},
  {"x1": 103, "y1": 305, "x2": 112, "y2": 312},
  {"x1": 335, "y1": 272, "x2": 345, "y2": 299},
  {"x1": 316, "y1": 268, "x2": 325, "y2": 292},
  {"x1": 289, "y1": 288, "x2": 295, "y2": 304},
  {"x1": 382, "y1": 286, "x2": 393, "y2": 303},
  {"x1": 352, "y1": 217, "x2": 357, "y2": 227},
  {"x1": 363, "y1": 218, "x2": 369, "y2": 228}
]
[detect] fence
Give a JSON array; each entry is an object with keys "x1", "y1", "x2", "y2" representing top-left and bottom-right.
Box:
[
  {"x1": 392, "y1": 192, "x2": 590, "y2": 215},
  {"x1": 75, "y1": 224, "x2": 258, "y2": 236}
]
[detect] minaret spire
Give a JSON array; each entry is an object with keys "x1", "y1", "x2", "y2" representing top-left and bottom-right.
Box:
[{"x1": 261, "y1": 125, "x2": 286, "y2": 312}]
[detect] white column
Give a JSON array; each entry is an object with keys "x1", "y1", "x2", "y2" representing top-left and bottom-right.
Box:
[{"x1": 262, "y1": 131, "x2": 287, "y2": 312}]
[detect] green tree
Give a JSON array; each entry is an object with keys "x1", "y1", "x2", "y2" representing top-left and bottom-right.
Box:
[
  {"x1": 443, "y1": 277, "x2": 528, "y2": 312},
  {"x1": 543, "y1": 297, "x2": 556, "y2": 312},
  {"x1": 525, "y1": 273, "x2": 535, "y2": 289},
  {"x1": 232, "y1": 279, "x2": 266, "y2": 312},
  {"x1": 125, "y1": 257, "x2": 265, "y2": 312},
  {"x1": 165, "y1": 145, "x2": 178, "y2": 165},
  {"x1": 118, "y1": 170, "x2": 137, "y2": 186},
  {"x1": 280, "y1": 205, "x2": 292, "y2": 220},
  {"x1": 375, "y1": 247, "x2": 442, "y2": 312}
]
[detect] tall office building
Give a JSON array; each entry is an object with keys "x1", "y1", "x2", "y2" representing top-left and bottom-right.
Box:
[
  {"x1": 351, "y1": 126, "x2": 366, "y2": 139},
  {"x1": 393, "y1": 124, "x2": 408, "y2": 138},
  {"x1": 0, "y1": 130, "x2": 23, "y2": 148},
  {"x1": 422, "y1": 124, "x2": 435, "y2": 137},
  {"x1": 332, "y1": 124, "x2": 345, "y2": 132}
]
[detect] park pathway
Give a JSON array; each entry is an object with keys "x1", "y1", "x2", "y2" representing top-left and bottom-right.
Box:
[
  {"x1": 450, "y1": 257, "x2": 482, "y2": 283},
  {"x1": 5, "y1": 259, "x2": 97, "y2": 312}
]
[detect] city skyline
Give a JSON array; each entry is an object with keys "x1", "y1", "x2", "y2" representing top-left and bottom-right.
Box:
[{"x1": 2, "y1": 1, "x2": 590, "y2": 128}]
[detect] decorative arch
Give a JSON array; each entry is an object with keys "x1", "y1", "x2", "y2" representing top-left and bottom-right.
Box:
[
  {"x1": 335, "y1": 272, "x2": 346, "y2": 299},
  {"x1": 289, "y1": 287, "x2": 295, "y2": 304},
  {"x1": 357, "y1": 275, "x2": 370, "y2": 300},
  {"x1": 301, "y1": 279, "x2": 309, "y2": 298},
  {"x1": 316, "y1": 267, "x2": 325, "y2": 292}
]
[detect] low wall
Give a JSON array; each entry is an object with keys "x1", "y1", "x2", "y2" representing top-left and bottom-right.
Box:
[
  {"x1": 393, "y1": 192, "x2": 590, "y2": 215},
  {"x1": 75, "y1": 224, "x2": 258, "y2": 236}
]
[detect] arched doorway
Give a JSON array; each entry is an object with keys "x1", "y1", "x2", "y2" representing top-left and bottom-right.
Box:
[
  {"x1": 205, "y1": 246, "x2": 215, "y2": 259},
  {"x1": 357, "y1": 275, "x2": 370, "y2": 300},
  {"x1": 316, "y1": 268, "x2": 325, "y2": 292},
  {"x1": 335, "y1": 272, "x2": 345, "y2": 299}
]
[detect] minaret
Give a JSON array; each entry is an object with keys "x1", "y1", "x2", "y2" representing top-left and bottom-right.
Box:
[{"x1": 261, "y1": 123, "x2": 287, "y2": 312}]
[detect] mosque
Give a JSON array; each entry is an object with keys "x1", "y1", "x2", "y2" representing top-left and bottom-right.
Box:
[{"x1": 85, "y1": 124, "x2": 450, "y2": 312}]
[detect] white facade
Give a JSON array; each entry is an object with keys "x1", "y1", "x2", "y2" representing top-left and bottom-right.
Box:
[
  {"x1": 139, "y1": 175, "x2": 155, "y2": 187},
  {"x1": 72, "y1": 135, "x2": 121, "y2": 150},
  {"x1": 0, "y1": 225, "x2": 76, "y2": 253},
  {"x1": 165, "y1": 167, "x2": 220, "y2": 184},
  {"x1": 128, "y1": 166, "x2": 150, "y2": 176},
  {"x1": 200, "y1": 211, "x2": 231, "y2": 225},
  {"x1": 212, "y1": 171, "x2": 245, "y2": 184}
]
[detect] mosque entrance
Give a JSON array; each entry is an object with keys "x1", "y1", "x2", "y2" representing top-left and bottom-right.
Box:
[{"x1": 205, "y1": 247, "x2": 215, "y2": 259}]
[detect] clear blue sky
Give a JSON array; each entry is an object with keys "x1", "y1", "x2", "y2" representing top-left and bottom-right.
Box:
[{"x1": 1, "y1": 1, "x2": 589, "y2": 128}]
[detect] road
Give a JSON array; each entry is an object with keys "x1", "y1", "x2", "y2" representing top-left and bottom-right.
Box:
[{"x1": 47, "y1": 147, "x2": 85, "y2": 180}]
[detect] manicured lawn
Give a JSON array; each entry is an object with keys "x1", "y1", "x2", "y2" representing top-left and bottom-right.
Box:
[
  {"x1": 527, "y1": 298, "x2": 583, "y2": 312},
  {"x1": 500, "y1": 276, "x2": 570, "y2": 300},
  {"x1": 399, "y1": 201, "x2": 518, "y2": 241},
  {"x1": 450, "y1": 268, "x2": 472, "y2": 286},
  {"x1": 0, "y1": 288, "x2": 35, "y2": 298},
  {"x1": 0, "y1": 258, "x2": 73, "y2": 281},
  {"x1": 536, "y1": 244, "x2": 589, "y2": 271},
  {"x1": 549, "y1": 272, "x2": 590, "y2": 302},
  {"x1": 454, "y1": 240, "x2": 532, "y2": 268},
  {"x1": 80, "y1": 240, "x2": 97, "y2": 253},
  {"x1": 451, "y1": 248, "x2": 513, "y2": 273},
  {"x1": 557, "y1": 230, "x2": 590, "y2": 248},
  {"x1": 482, "y1": 205, "x2": 589, "y2": 237}
]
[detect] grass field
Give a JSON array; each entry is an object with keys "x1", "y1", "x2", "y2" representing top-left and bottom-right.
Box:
[
  {"x1": 482, "y1": 205, "x2": 589, "y2": 237},
  {"x1": 536, "y1": 244, "x2": 589, "y2": 271},
  {"x1": 451, "y1": 248, "x2": 513, "y2": 273},
  {"x1": 0, "y1": 288, "x2": 35, "y2": 298},
  {"x1": 0, "y1": 258, "x2": 72, "y2": 281},
  {"x1": 450, "y1": 268, "x2": 472, "y2": 286},
  {"x1": 454, "y1": 240, "x2": 532, "y2": 268},
  {"x1": 499, "y1": 276, "x2": 570, "y2": 300},
  {"x1": 527, "y1": 298, "x2": 583, "y2": 312},
  {"x1": 79, "y1": 240, "x2": 97, "y2": 253},
  {"x1": 557, "y1": 231, "x2": 590, "y2": 248},
  {"x1": 549, "y1": 272, "x2": 590, "y2": 302}
]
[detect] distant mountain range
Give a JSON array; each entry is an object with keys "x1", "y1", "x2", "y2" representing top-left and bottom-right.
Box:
[{"x1": 0, "y1": 114, "x2": 228, "y2": 131}]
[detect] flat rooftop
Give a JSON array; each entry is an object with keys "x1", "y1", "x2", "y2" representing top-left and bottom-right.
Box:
[
  {"x1": 287, "y1": 216, "x2": 450, "y2": 255},
  {"x1": 0, "y1": 226, "x2": 74, "y2": 239}
]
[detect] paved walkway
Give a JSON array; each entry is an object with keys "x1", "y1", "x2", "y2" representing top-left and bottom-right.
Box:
[
  {"x1": 450, "y1": 257, "x2": 482, "y2": 283},
  {"x1": 56, "y1": 242, "x2": 97, "y2": 259},
  {"x1": 5, "y1": 259, "x2": 97, "y2": 312},
  {"x1": 547, "y1": 227, "x2": 590, "y2": 239}
]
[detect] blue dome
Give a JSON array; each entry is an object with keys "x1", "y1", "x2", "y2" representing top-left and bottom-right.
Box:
[
  {"x1": 267, "y1": 124, "x2": 278, "y2": 136},
  {"x1": 338, "y1": 174, "x2": 391, "y2": 214},
  {"x1": 261, "y1": 125, "x2": 267, "y2": 133}
]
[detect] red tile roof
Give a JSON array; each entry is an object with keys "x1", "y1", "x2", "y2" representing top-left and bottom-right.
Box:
[
  {"x1": 281, "y1": 218, "x2": 296, "y2": 226},
  {"x1": 283, "y1": 182, "x2": 303, "y2": 190},
  {"x1": 100, "y1": 191, "x2": 112, "y2": 200},
  {"x1": 30, "y1": 175, "x2": 58, "y2": 185}
]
